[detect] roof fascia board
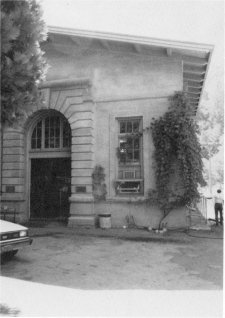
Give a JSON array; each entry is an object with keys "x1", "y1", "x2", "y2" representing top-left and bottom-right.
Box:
[
  {"x1": 47, "y1": 25, "x2": 214, "y2": 112},
  {"x1": 48, "y1": 26, "x2": 214, "y2": 54},
  {"x1": 39, "y1": 78, "x2": 91, "y2": 89},
  {"x1": 197, "y1": 49, "x2": 213, "y2": 108}
]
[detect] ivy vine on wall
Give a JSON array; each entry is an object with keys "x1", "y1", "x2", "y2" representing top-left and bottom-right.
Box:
[{"x1": 149, "y1": 91, "x2": 206, "y2": 212}]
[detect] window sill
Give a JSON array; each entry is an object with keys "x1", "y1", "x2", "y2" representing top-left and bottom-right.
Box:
[
  {"x1": 116, "y1": 179, "x2": 143, "y2": 182},
  {"x1": 108, "y1": 196, "x2": 146, "y2": 203},
  {"x1": 115, "y1": 179, "x2": 143, "y2": 194},
  {"x1": 119, "y1": 162, "x2": 141, "y2": 166},
  {"x1": 29, "y1": 148, "x2": 70, "y2": 152}
]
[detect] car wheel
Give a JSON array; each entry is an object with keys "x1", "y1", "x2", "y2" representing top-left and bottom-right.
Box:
[
  {"x1": 10, "y1": 250, "x2": 18, "y2": 256},
  {"x1": 1, "y1": 250, "x2": 18, "y2": 263}
]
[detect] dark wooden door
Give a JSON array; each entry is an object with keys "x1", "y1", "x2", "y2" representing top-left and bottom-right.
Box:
[{"x1": 30, "y1": 158, "x2": 71, "y2": 219}]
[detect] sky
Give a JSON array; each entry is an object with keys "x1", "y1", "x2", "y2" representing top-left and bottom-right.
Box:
[{"x1": 41, "y1": 0, "x2": 224, "y2": 109}]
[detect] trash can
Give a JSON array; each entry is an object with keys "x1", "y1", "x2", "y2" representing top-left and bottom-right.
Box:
[{"x1": 99, "y1": 214, "x2": 111, "y2": 229}]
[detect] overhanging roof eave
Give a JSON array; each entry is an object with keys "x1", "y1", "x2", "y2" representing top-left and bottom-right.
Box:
[
  {"x1": 47, "y1": 25, "x2": 214, "y2": 112},
  {"x1": 48, "y1": 26, "x2": 214, "y2": 55}
]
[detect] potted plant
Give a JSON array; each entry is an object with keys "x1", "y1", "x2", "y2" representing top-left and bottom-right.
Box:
[{"x1": 92, "y1": 165, "x2": 111, "y2": 229}]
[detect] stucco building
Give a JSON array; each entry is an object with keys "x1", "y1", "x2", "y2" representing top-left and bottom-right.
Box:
[{"x1": 0, "y1": 27, "x2": 213, "y2": 228}]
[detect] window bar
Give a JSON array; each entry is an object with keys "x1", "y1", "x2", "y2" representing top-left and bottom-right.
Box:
[
  {"x1": 59, "y1": 118, "x2": 61, "y2": 147},
  {"x1": 43, "y1": 118, "x2": 46, "y2": 149}
]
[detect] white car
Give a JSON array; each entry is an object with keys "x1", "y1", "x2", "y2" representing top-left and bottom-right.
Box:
[{"x1": 0, "y1": 220, "x2": 33, "y2": 259}]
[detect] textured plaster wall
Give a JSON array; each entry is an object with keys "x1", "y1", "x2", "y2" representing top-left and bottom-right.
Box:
[
  {"x1": 44, "y1": 38, "x2": 182, "y2": 100},
  {"x1": 95, "y1": 201, "x2": 187, "y2": 229},
  {"x1": 42, "y1": 39, "x2": 184, "y2": 227},
  {"x1": 93, "y1": 98, "x2": 187, "y2": 227},
  {"x1": 94, "y1": 99, "x2": 170, "y2": 198},
  {"x1": 2, "y1": 37, "x2": 185, "y2": 227}
]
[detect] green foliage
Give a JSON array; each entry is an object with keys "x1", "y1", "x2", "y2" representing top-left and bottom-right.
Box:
[
  {"x1": 150, "y1": 92, "x2": 206, "y2": 211},
  {"x1": 197, "y1": 96, "x2": 224, "y2": 189},
  {"x1": 197, "y1": 101, "x2": 224, "y2": 160},
  {"x1": 92, "y1": 165, "x2": 107, "y2": 201},
  {"x1": 1, "y1": 0, "x2": 47, "y2": 123}
]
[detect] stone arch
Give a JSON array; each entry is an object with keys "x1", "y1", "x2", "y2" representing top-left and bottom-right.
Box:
[
  {"x1": 26, "y1": 109, "x2": 72, "y2": 219},
  {"x1": 25, "y1": 108, "x2": 71, "y2": 149},
  {"x1": 31, "y1": 79, "x2": 94, "y2": 224},
  {"x1": 2, "y1": 79, "x2": 95, "y2": 224}
]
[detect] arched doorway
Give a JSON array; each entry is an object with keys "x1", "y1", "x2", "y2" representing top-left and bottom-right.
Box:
[{"x1": 29, "y1": 110, "x2": 71, "y2": 220}]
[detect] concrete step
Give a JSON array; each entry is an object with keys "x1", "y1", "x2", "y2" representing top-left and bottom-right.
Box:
[
  {"x1": 191, "y1": 218, "x2": 207, "y2": 224},
  {"x1": 188, "y1": 208, "x2": 211, "y2": 230},
  {"x1": 190, "y1": 224, "x2": 211, "y2": 231},
  {"x1": 68, "y1": 215, "x2": 96, "y2": 228},
  {"x1": 189, "y1": 208, "x2": 208, "y2": 225}
]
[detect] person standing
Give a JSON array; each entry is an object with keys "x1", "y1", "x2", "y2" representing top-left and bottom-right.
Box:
[{"x1": 214, "y1": 189, "x2": 223, "y2": 226}]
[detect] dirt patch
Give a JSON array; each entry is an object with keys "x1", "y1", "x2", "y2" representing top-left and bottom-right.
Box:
[
  {"x1": 1, "y1": 226, "x2": 223, "y2": 290},
  {"x1": 168, "y1": 227, "x2": 223, "y2": 288}
]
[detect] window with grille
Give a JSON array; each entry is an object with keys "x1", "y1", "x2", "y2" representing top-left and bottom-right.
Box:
[
  {"x1": 119, "y1": 119, "x2": 141, "y2": 163},
  {"x1": 117, "y1": 117, "x2": 143, "y2": 194},
  {"x1": 31, "y1": 115, "x2": 71, "y2": 150}
]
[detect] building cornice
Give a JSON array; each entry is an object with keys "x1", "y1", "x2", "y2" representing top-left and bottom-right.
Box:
[
  {"x1": 47, "y1": 26, "x2": 214, "y2": 112},
  {"x1": 40, "y1": 78, "x2": 91, "y2": 89},
  {"x1": 48, "y1": 26, "x2": 214, "y2": 54}
]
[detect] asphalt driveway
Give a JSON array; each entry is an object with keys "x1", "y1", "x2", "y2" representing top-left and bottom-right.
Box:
[{"x1": 1, "y1": 225, "x2": 223, "y2": 290}]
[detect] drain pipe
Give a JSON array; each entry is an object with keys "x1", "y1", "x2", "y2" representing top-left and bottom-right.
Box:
[{"x1": 0, "y1": 120, "x2": 3, "y2": 203}]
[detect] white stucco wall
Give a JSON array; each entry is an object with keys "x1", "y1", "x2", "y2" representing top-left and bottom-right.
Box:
[
  {"x1": 2, "y1": 35, "x2": 187, "y2": 228},
  {"x1": 45, "y1": 37, "x2": 182, "y2": 100},
  {"x1": 41, "y1": 37, "x2": 185, "y2": 227}
]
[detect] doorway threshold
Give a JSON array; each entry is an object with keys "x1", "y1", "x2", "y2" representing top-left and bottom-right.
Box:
[{"x1": 28, "y1": 218, "x2": 68, "y2": 227}]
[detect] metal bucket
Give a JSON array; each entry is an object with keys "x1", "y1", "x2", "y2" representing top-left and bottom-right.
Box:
[{"x1": 99, "y1": 214, "x2": 111, "y2": 229}]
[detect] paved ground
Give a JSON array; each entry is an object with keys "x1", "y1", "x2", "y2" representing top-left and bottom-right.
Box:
[
  {"x1": 0, "y1": 225, "x2": 223, "y2": 316},
  {"x1": 1, "y1": 224, "x2": 223, "y2": 290}
]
